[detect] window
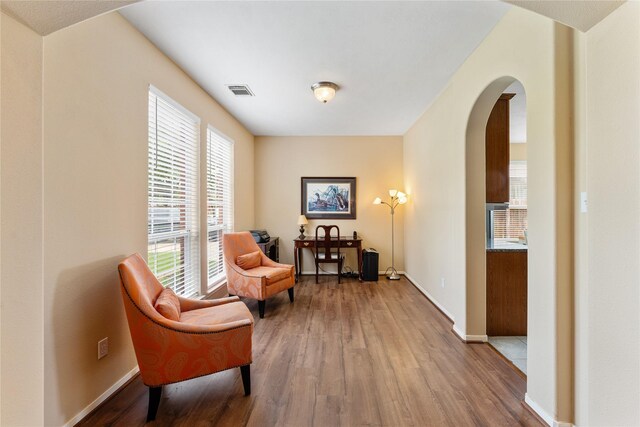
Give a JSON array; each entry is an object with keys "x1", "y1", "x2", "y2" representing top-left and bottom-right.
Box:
[
  {"x1": 493, "y1": 161, "x2": 528, "y2": 242},
  {"x1": 148, "y1": 86, "x2": 200, "y2": 297},
  {"x1": 206, "y1": 127, "x2": 234, "y2": 285}
]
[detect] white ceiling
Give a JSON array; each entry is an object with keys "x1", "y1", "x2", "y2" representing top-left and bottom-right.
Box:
[
  {"x1": 120, "y1": 1, "x2": 510, "y2": 136},
  {"x1": 505, "y1": 0, "x2": 625, "y2": 32},
  {"x1": 1, "y1": 0, "x2": 138, "y2": 36},
  {"x1": 2, "y1": 0, "x2": 622, "y2": 37},
  {"x1": 3, "y1": 1, "x2": 620, "y2": 136}
]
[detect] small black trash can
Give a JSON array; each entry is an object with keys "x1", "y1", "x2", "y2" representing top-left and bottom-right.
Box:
[{"x1": 362, "y1": 249, "x2": 379, "y2": 281}]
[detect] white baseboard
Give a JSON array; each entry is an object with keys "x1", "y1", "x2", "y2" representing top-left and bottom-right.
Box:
[
  {"x1": 404, "y1": 274, "x2": 488, "y2": 343},
  {"x1": 451, "y1": 325, "x2": 488, "y2": 342},
  {"x1": 452, "y1": 324, "x2": 466, "y2": 340},
  {"x1": 403, "y1": 273, "x2": 455, "y2": 322},
  {"x1": 63, "y1": 366, "x2": 139, "y2": 427},
  {"x1": 464, "y1": 334, "x2": 488, "y2": 342},
  {"x1": 299, "y1": 270, "x2": 406, "y2": 275},
  {"x1": 525, "y1": 393, "x2": 553, "y2": 426}
]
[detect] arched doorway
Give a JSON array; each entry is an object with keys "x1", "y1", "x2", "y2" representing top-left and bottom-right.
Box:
[
  {"x1": 464, "y1": 75, "x2": 529, "y2": 366},
  {"x1": 465, "y1": 76, "x2": 517, "y2": 341}
]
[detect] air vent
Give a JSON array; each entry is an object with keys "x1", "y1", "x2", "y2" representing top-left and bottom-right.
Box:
[{"x1": 226, "y1": 85, "x2": 254, "y2": 97}]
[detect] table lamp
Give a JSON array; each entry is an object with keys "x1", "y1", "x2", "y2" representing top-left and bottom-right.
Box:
[
  {"x1": 297, "y1": 215, "x2": 308, "y2": 239},
  {"x1": 373, "y1": 190, "x2": 408, "y2": 280}
]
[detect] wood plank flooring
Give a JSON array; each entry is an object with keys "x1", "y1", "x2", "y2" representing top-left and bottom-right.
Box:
[{"x1": 78, "y1": 276, "x2": 543, "y2": 426}]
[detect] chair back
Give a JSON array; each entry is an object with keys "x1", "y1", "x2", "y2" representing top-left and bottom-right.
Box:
[
  {"x1": 223, "y1": 231, "x2": 262, "y2": 265},
  {"x1": 314, "y1": 225, "x2": 340, "y2": 260},
  {"x1": 118, "y1": 253, "x2": 167, "y2": 323}
]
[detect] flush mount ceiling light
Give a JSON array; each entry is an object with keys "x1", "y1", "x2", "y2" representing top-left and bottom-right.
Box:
[{"x1": 311, "y1": 81, "x2": 339, "y2": 104}]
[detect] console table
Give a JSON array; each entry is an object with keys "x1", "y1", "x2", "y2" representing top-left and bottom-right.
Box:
[
  {"x1": 293, "y1": 235, "x2": 362, "y2": 281},
  {"x1": 257, "y1": 237, "x2": 279, "y2": 262}
]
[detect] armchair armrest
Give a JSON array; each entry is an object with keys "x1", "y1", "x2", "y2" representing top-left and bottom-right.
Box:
[
  {"x1": 260, "y1": 253, "x2": 295, "y2": 274},
  {"x1": 160, "y1": 316, "x2": 253, "y2": 334},
  {"x1": 178, "y1": 295, "x2": 240, "y2": 313},
  {"x1": 224, "y1": 258, "x2": 266, "y2": 300}
]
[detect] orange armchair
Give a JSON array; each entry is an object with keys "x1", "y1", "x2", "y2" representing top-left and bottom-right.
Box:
[
  {"x1": 118, "y1": 253, "x2": 254, "y2": 421},
  {"x1": 223, "y1": 231, "x2": 295, "y2": 318}
]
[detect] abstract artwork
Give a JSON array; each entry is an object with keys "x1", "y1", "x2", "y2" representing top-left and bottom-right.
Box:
[{"x1": 301, "y1": 177, "x2": 356, "y2": 219}]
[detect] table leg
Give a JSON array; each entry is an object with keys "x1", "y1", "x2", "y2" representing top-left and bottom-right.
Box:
[
  {"x1": 298, "y1": 249, "x2": 303, "y2": 280},
  {"x1": 357, "y1": 243, "x2": 363, "y2": 282},
  {"x1": 294, "y1": 247, "x2": 299, "y2": 282}
]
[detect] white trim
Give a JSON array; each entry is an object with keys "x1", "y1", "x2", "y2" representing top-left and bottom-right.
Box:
[
  {"x1": 207, "y1": 124, "x2": 234, "y2": 146},
  {"x1": 451, "y1": 325, "x2": 487, "y2": 342},
  {"x1": 300, "y1": 270, "x2": 408, "y2": 275},
  {"x1": 463, "y1": 333, "x2": 488, "y2": 342},
  {"x1": 403, "y1": 273, "x2": 455, "y2": 322},
  {"x1": 404, "y1": 274, "x2": 488, "y2": 342},
  {"x1": 525, "y1": 393, "x2": 553, "y2": 426},
  {"x1": 553, "y1": 422, "x2": 574, "y2": 427},
  {"x1": 149, "y1": 84, "x2": 200, "y2": 122},
  {"x1": 63, "y1": 366, "x2": 139, "y2": 427},
  {"x1": 452, "y1": 324, "x2": 466, "y2": 340}
]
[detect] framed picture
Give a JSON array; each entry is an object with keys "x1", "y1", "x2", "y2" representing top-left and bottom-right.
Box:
[{"x1": 301, "y1": 177, "x2": 356, "y2": 219}]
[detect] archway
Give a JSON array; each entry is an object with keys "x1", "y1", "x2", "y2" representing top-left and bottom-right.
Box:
[{"x1": 464, "y1": 76, "x2": 519, "y2": 341}]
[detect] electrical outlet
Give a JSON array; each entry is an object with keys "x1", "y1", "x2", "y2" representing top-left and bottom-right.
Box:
[
  {"x1": 98, "y1": 337, "x2": 109, "y2": 360},
  {"x1": 440, "y1": 278, "x2": 445, "y2": 288}
]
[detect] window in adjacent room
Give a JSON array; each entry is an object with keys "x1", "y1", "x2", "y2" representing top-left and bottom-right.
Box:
[
  {"x1": 148, "y1": 86, "x2": 201, "y2": 297},
  {"x1": 493, "y1": 161, "x2": 527, "y2": 242},
  {"x1": 206, "y1": 126, "x2": 234, "y2": 286}
]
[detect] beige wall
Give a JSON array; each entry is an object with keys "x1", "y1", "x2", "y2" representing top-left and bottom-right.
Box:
[
  {"x1": 254, "y1": 136, "x2": 403, "y2": 275},
  {"x1": 0, "y1": 12, "x2": 45, "y2": 426},
  {"x1": 510, "y1": 143, "x2": 527, "y2": 161},
  {"x1": 403, "y1": 7, "x2": 574, "y2": 424},
  {"x1": 575, "y1": 2, "x2": 640, "y2": 425},
  {"x1": 42, "y1": 12, "x2": 254, "y2": 425}
]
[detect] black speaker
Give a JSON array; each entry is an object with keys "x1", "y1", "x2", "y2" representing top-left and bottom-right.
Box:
[{"x1": 362, "y1": 249, "x2": 379, "y2": 281}]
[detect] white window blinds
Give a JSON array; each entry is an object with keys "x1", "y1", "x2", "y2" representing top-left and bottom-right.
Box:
[
  {"x1": 207, "y1": 127, "x2": 234, "y2": 285},
  {"x1": 493, "y1": 160, "x2": 528, "y2": 241},
  {"x1": 148, "y1": 86, "x2": 200, "y2": 297}
]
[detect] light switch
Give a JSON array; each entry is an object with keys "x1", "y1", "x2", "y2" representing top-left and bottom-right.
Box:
[{"x1": 580, "y1": 192, "x2": 588, "y2": 213}]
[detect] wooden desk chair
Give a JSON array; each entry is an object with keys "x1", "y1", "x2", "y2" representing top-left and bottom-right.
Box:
[{"x1": 314, "y1": 225, "x2": 345, "y2": 284}]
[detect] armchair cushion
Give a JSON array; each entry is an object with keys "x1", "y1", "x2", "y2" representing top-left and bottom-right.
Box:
[
  {"x1": 180, "y1": 301, "x2": 255, "y2": 327},
  {"x1": 236, "y1": 250, "x2": 262, "y2": 270},
  {"x1": 154, "y1": 288, "x2": 181, "y2": 321},
  {"x1": 245, "y1": 266, "x2": 291, "y2": 285}
]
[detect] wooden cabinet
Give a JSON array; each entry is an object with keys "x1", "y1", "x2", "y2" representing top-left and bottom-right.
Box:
[
  {"x1": 486, "y1": 93, "x2": 515, "y2": 203},
  {"x1": 486, "y1": 250, "x2": 527, "y2": 336}
]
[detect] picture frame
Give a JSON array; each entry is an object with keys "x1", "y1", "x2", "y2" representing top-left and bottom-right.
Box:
[{"x1": 301, "y1": 177, "x2": 357, "y2": 220}]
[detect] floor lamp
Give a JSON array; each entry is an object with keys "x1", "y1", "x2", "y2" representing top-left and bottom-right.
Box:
[{"x1": 373, "y1": 190, "x2": 407, "y2": 280}]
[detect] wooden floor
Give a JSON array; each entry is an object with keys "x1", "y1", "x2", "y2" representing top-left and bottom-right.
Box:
[{"x1": 79, "y1": 276, "x2": 543, "y2": 427}]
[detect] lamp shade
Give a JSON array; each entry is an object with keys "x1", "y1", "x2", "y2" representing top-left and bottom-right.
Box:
[
  {"x1": 297, "y1": 214, "x2": 308, "y2": 225},
  {"x1": 311, "y1": 82, "x2": 338, "y2": 103},
  {"x1": 397, "y1": 191, "x2": 406, "y2": 198},
  {"x1": 388, "y1": 189, "x2": 398, "y2": 197},
  {"x1": 398, "y1": 196, "x2": 408, "y2": 204},
  {"x1": 373, "y1": 197, "x2": 382, "y2": 205}
]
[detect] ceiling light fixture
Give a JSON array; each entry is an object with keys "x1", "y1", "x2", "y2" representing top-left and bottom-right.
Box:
[{"x1": 311, "y1": 81, "x2": 339, "y2": 104}]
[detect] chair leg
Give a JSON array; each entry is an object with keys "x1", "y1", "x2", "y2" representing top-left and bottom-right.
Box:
[
  {"x1": 316, "y1": 263, "x2": 319, "y2": 284},
  {"x1": 240, "y1": 365, "x2": 251, "y2": 396},
  {"x1": 338, "y1": 260, "x2": 342, "y2": 284},
  {"x1": 288, "y1": 287, "x2": 294, "y2": 303},
  {"x1": 147, "y1": 386, "x2": 162, "y2": 422},
  {"x1": 258, "y1": 300, "x2": 265, "y2": 318}
]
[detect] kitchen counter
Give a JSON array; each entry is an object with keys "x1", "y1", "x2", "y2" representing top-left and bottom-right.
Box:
[{"x1": 486, "y1": 241, "x2": 528, "y2": 252}]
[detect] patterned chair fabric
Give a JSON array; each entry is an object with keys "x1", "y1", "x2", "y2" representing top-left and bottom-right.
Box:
[
  {"x1": 223, "y1": 231, "x2": 296, "y2": 318},
  {"x1": 118, "y1": 253, "x2": 254, "y2": 420}
]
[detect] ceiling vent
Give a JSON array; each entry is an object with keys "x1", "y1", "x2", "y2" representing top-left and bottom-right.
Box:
[{"x1": 226, "y1": 85, "x2": 254, "y2": 97}]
